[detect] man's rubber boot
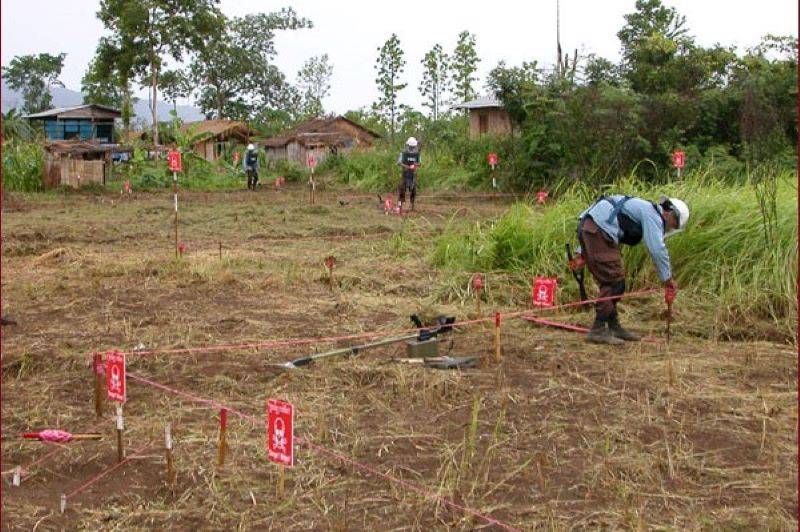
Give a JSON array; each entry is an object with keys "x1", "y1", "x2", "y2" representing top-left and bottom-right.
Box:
[
  {"x1": 608, "y1": 313, "x2": 641, "y2": 342},
  {"x1": 586, "y1": 316, "x2": 624, "y2": 345}
]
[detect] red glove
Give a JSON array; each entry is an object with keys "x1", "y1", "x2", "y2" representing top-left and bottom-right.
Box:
[
  {"x1": 568, "y1": 253, "x2": 586, "y2": 271},
  {"x1": 664, "y1": 279, "x2": 677, "y2": 305}
]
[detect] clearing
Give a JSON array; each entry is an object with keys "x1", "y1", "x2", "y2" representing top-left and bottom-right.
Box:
[{"x1": 1, "y1": 186, "x2": 796, "y2": 530}]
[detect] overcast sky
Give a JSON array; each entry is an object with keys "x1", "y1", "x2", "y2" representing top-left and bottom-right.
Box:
[{"x1": 2, "y1": 0, "x2": 797, "y2": 115}]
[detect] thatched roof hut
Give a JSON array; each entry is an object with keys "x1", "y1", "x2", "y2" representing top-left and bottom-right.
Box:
[{"x1": 261, "y1": 116, "x2": 381, "y2": 165}]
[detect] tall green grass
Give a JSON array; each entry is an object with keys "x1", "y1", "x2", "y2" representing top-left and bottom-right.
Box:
[
  {"x1": 3, "y1": 141, "x2": 44, "y2": 192},
  {"x1": 432, "y1": 171, "x2": 798, "y2": 342},
  {"x1": 323, "y1": 146, "x2": 495, "y2": 192}
]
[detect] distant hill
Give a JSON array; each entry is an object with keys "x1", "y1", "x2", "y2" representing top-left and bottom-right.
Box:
[{"x1": 1, "y1": 81, "x2": 205, "y2": 124}]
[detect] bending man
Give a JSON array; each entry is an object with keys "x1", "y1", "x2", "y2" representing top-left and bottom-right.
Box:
[{"x1": 571, "y1": 195, "x2": 689, "y2": 345}]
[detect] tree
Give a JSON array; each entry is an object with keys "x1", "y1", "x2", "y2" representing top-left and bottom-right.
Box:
[
  {"x1": 160, "y1": 69, "x2": 192, "y2": 112},
  {"x1": 83, "y1": 36, "x2": 144, "y2": 132},
  {"x1": 97, "y1": 0, "x2": 224, "y2": 145},
  {"x1": 2, "y1": 53, "x2": 66, "y2": 113},
  {"x1": 297, "y1": 54, "x2": 333, "y2": 118},
  {"x1": 373, "y1": 33, "x2": 407, "y2": 140},
  {"x1": 419, "y1": 44, "x2": 450, "y2": 121},
  {"x1": 583, "y1": 54, "x2": 620, "y2": 86},
  {"x1": 451, "y1": 31, "x2": 480, "y2": 105},
  {"x1": 190, "y1": 8, "x2": 312, "y2": 121}
]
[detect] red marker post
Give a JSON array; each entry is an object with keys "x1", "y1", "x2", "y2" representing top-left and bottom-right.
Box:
[
  {"x1": 307, "y1": 153, "x2": 317, "y2": 204},
  {"x1": 167, "y1": 150, "x2": 182, "y2": 257},
  {"x1": 487, "y1": 152, "x2": 498, "y2": 189},
  {"x1": 531, "y1": 277, "x2": 558, "y2": 307},
  {"x1": 105, "y1": 351, "x2": 126, "y2": 403},
  {"x1": 267, "y1": 399, "x2": 294, "y2": 497},
  {"x1": 671, "y1": 150, "x2": 685, "y2": 179}
]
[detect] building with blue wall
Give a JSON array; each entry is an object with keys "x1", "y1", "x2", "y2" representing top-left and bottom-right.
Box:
[{"x1": 24, "y1": 104, "x2": 121, "y2": 142}]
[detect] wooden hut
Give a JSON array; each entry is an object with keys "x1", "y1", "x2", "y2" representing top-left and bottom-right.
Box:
[
  {"x1": 179, "y1": 120, "x2": 255, "y2": 162},
  {"x1": 261, "y1": 116, "x2": 381, "y2": 165},
  {"x1": 42, "y1": 140, "x2": 118, "y2": 189},
  {"x1": 25, "y1": 104, "x2": 121, "y2": 142},
  {"x1": 454, "y1": 95, "x2": 512, "y2": 139}
]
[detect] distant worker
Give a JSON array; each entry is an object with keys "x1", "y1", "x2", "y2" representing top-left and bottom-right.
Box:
[
  {"x1": 244, "y1": 143, "x2": 259, "y2": 190},
  {"x1": 397, "y1": 137, "x2": 421, "y2": 211},
  {"x1": 569, "y1": 195, "x2": 689, "y2": 345}
]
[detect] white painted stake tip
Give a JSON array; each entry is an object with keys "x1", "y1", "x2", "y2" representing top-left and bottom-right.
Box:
[
  {"x1": 12, "y1": 466, "x2": 21, "y2": 486},
  {"x1": 165, "y1": 424, "x2": 173, "y2": 450},
  {"x1": 60, "y1": 494, "x2": 67, "y2": 513}
]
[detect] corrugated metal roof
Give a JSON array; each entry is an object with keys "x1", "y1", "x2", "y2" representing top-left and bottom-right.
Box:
[
  {"x1": 453, "y1": 94, "x2": 504, "y2": 109},
  {"x1": 24, "y1": 104, "x2": 122, "y2": 119}
]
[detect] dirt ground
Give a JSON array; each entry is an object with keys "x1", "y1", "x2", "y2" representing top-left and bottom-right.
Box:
[{"x1": 1, "y1": 185, "x2": 796, "y2": 530}]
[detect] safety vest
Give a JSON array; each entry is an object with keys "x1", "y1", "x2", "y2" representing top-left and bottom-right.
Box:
[
  {"x1": 584, "y1": 196, "x2": 662, "y2": 246},
  {"x1": 401, "y1": 151, "x2": 420, "y2": 180}
]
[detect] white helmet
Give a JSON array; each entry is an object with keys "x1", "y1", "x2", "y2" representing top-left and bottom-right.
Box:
[
  {"x1": 406, "y1": 137, "x2": 418, "y2": 148},
  {"x1": 247, "y1": 143, "x2": 255, "y2": 150},
  {"x1": 659, "y1": 196, "x2": 690, "y2": 238}
]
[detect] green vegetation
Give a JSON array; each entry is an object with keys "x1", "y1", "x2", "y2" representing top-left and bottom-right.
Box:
[
  {"x1": 431, "y1": 169, "x2": 797, "y2": 341},
  {"x1": 2, "y1": 140, "x2": 44, "y2": 192}
]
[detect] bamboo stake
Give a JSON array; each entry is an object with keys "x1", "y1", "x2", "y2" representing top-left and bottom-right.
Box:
[
  {"x1": 173, "y1": 171, "x2": 178, "y2": 258},
  {"x1": 93, "y1": 353, "x2": 104, "y2": 418},
  {"x1": 115, "y1": 404, "x2": 124, "y2": 463},
  {"x1": 165, "y1": 423, "x2": 174, "y2": 486}
]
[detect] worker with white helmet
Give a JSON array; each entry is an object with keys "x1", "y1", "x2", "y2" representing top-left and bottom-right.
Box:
[
  {"x1": 569, "y1": 194, "x2": 690, "y2": 344},
  {"x1": 396, "y1": 137, "x2": 421, "y2": 211},
  {"x1": 243, "y1": 143, "x2": 259, "y2": 190}
]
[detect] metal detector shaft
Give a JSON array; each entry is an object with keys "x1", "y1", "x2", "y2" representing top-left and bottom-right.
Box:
[{"x1": 284, "y1": 333, "x2": 419, "y2": 368}]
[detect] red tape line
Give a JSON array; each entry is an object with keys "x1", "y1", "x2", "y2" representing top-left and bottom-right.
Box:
[
  {"x1": 109, "y1": 289, "x2": 659, "y2": 358},
  {"x1": 127, "y1": 372, "x2": 520, "y2": 531}
]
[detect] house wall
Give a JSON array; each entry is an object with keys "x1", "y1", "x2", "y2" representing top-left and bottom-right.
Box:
[
  {"x1": 43, "y1": 154, "x2": 106, "y2": 188},
  {"x1": 43, "y1": 119, "x2": 115, "y2": 142},
  {"x1": 265, "y1": 147, "x2": 287, "y2": 162},
  {"x1": 468, "y1": 108, "x2": 512, "y2": 139}
]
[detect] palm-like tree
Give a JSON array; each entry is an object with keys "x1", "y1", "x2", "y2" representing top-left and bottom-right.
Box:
[{"x1": 2, "y1": 109, "x2": 34, "y2": 142}]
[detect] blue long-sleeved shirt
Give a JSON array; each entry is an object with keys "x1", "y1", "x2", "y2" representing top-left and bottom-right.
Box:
[{"x1": 579, "y1": 195, "x2": 672, "y2": 282}]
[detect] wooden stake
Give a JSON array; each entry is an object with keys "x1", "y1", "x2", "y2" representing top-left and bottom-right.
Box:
[
  {"x1": 219, "y1": 242, "x2": 222, "y2": 260},
  {"x1": 115, "y1": 404, "x2": 124, "y2": 463},
  {"x1": 309, "y1": 174, "x2": 316, "y2": 205},
  {"x1": 12, "y1": 466, "x2": 21, "y2": 487},
  {"x1": 278, "y1": 466, "x2": 285, "y2": 497},
  {"x1": 494, "y1": 312, "x2": 502, "y2": 363},
  {"x1": 93, "y1": 353, "x2": 104, "y2": 418},
  {"x1": 165, "y1": 423, "x2": 174, "y2": 486},
  {"x1": 217, "y1": 408, "x2": 228, "y2": 468},
  {"x1": 60, "y1": 493, "x2": 67, "y2": 514}
]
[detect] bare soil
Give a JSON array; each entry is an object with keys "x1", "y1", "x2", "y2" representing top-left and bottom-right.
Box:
[{"x1": 2, "y1": 186, "x2": 796, "y2": 530}]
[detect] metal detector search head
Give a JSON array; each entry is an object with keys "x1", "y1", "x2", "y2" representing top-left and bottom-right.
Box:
[{"x1": 410, "y1": 314, "x2": 456, "y2": 341}]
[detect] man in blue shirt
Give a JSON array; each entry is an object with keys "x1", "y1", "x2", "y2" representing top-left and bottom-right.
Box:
[{"x1": 571, "y1": 195, "x2": 689, "y2": 344}]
